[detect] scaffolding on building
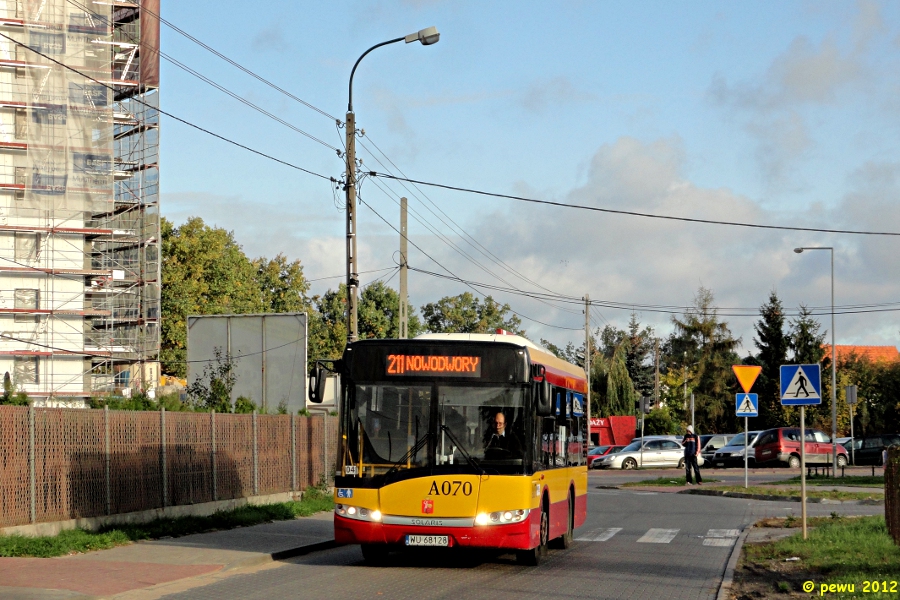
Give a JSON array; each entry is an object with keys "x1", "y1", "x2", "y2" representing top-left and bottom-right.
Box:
[{"x1": 0, "y1": 0, "x2": 160, "y2": 401}]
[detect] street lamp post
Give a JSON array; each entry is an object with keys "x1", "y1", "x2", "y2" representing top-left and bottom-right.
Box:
[
  {"x1": 794, "y1": 246, "x2": 837, "y2": 474},
  {"x1": 345, "y1": 27, "x2": 440, "y2": 343}
]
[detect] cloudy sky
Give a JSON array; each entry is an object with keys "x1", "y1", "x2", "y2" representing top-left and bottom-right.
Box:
[{"x1": 160, "y1": 0, "x2": 900, "y2": 354}]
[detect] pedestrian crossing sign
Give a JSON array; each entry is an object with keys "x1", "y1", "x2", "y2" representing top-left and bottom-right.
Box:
[
  {"x1": 735, "y1": 393, "x2": 758, "y2": 417},
  {"x1": 780, "y1": 364, "x2": 822, "y2": 405}
]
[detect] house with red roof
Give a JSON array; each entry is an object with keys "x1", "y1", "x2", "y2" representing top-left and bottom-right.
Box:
[{"x1": 822, "y1": 345, "x2": 900, "y2": 363}]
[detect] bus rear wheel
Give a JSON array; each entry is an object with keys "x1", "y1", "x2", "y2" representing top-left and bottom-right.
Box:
[{"x1": 516, "y1": 505, "x2": 549, "y2": 565}]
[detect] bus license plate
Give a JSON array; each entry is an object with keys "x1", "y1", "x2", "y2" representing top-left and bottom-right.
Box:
[{"x1": 405, "y1": 535, "x2": 448, "y2": 547}]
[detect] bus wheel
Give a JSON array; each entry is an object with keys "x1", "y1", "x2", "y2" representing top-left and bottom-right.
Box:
[
  {"x1": 361, "y1": 544, "x2": 389, "y2": 566},
  {"x1": 516, "y1": 506, "x2": 549, "y2": 566},
  {"x1": 549, "y1": 492, "x2": 574, "y2": 549}
]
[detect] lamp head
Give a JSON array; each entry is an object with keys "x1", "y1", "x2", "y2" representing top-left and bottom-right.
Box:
[
  {"x1": 405, "y1": 26, "x2": 440, "y2": 45},
  {"x1": 794, "y1": 248, "x2": 804, "y2": 254}
]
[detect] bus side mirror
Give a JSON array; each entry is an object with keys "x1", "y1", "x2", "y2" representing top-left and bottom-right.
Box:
[
  {"x1": 535, "y1": 379, "x2": 552, "y2": 416},
  {"x1": 309, "y1": 364, "x2": 327, "y2": 404}
]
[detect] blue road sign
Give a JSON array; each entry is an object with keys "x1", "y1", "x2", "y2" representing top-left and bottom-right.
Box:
[
  {"x1": 780, "y1": 364, "x2": 822, "y2": 405},
  {"x1": 736, "y1": 393, "x2": 758, "y2": 417}
]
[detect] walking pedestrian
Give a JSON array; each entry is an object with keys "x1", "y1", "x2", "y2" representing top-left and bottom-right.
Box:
[{"x1": 682, "y1": 425, "x2": 702, "y2": 485}]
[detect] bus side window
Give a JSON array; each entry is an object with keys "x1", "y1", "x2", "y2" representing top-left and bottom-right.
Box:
[{"x1": 541, "y1": 416, "x2": 556, "y2": 468}]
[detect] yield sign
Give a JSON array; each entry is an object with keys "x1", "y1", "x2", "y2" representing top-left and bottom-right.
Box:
[{"x1": 732, "y1": 365, "x2": 762, "y2": 393}]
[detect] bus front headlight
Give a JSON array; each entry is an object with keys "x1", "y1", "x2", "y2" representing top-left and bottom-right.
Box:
[{"x1": 475, "y1": 509, "x2": 529, "y2": 525}]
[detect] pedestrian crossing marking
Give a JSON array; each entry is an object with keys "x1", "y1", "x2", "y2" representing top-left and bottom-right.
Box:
[
  {"x1": 702, "y1": 528, "x2": 739, "y2": 547},
  {"x1": 703, "y1": 538, "x2": 735, "y2": 547},
  {"x1": 707, "y1": 529, "x2": 740, "y2": 538},
  {"x1": 637, "y1": 528, "x2": 679, "y2": 544},
  {"x1": 575, "y1": 527, "x2": 622, "y2": 542}
]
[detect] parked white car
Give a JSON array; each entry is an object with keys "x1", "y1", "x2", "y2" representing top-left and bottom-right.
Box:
[{"x1": 594, "y1": 439, "x2": 705, "y2": 470}]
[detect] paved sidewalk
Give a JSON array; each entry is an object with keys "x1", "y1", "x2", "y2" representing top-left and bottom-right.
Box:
[{"x1": 0, "y1": 512, "x2": 335, "y2": 600}]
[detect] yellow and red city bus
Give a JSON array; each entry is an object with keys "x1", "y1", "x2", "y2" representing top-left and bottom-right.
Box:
[{"x1": 310, "y1": 332, "x2": 589, "y2": 565}]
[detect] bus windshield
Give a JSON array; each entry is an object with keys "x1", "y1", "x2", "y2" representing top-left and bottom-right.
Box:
[{"x1": 349, "y1": 383, "x2": 524, "y2": 476}]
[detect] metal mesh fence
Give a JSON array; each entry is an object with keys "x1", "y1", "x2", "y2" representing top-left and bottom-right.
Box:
[
  {"x1": 0, "y1": 406, "x2": 330, "y2": 527},
  {"x1": 886, "y1": 446, "x2": 900, "y2": 545}
]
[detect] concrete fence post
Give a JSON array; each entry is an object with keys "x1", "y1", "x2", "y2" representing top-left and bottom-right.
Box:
[
  {"x1": 252, "y1": 410, "x2": 258, "y2": 496},
  {"x1": 887, "y1": 446, "x2": 900, "y2": 545},
  {"x1": 211, "y1": 410, "x2": 217, "y2": 501},
  {"x1": 104, "y1": 405, "x2": 110, "y2": 516},
  {"x1": 291, "y1": 415, "x2": 297, "y2": 493},
  {"x1": 29, "y1": 405, "x2": 35, "y2": 523},
  {"x1": 161, "y1": 407, "x2": 167, "y2": 507},
  {"x1": 323, "y1": 412, "x2": 329, "y2": 486}
]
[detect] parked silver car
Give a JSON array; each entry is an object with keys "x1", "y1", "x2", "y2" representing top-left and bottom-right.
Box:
[
  {"x1": 711, "y1": 430, "x2": 762, "y2": 468},
  {"x1": 594, "y1": 438, "x2": 705, "y2": 470},
  {"x1": 700, "y1": 433, "x2": 735, "y2": 466}
]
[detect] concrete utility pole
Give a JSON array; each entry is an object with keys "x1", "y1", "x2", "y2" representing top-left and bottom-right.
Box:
[
  {"x1": 654, "y1": 339, "x2": 659, "y2": 409},
  {"x1": 344, "y1": 27, "x2": 439, "y2": 344},
  {"x1": 399, "y1": 197, "x2": 408, "y2": 338},
  {"x1": 584, "y1": 295, "x2": 591, "y2": 432}
]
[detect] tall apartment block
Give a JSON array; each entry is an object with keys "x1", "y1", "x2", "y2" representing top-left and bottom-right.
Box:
[{"x1": 0, "y1": 0, "x2": 160, "y2": 403}]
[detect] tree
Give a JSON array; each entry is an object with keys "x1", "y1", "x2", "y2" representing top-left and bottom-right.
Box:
[
  {"x1": 753, "y1": 291, "x2": 790, "y2": 428},
  {"x1": 253, "y1": 253, "x2": 312, "y2": 314},
  {"x1": 161, "y1": 217, "x2": 262, "y2": 376},
  {"x1": 669, "y1": 287, "x2": 741, "y2": 433},
  {"x1": 591, "y1": 338, "x2": 637, "y2": 417},
  {"x1": 359, "y1": 281, "x2": 424, "y2": 339},
  {"x1": 420, "y1": 292, "x2": 524, "y2": 335},
  {"x1": 789, "y1": 305, "x2": 825, "y2": 364},
  {"x1": 186, "y1": 347, "x2": 240, "y2": 412},
  {"x1": 625, "y1": 313, "x2": 655, "y2": 398},
  {"x1": 309, "y1": 284, "x2": 348, "y2": 364}
]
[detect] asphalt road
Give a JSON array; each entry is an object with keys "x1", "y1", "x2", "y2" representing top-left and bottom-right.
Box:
[{"x1": 156, "y1": 469, "x2": 881, "y2": 600}]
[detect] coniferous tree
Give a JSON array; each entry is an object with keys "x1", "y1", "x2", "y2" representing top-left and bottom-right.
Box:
[
  {"x1": 753, "y1": 291, "x2": 789, "y2": 428},
  {"x1": 669, "y1": 287, "x2": 741, "y2": 433},
  {"x1": 625, "y1": 313, "x2": 655, "y2": 399}
]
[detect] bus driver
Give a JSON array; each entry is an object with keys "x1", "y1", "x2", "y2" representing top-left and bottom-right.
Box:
[{"x1": 483, "y1": 410, "x2": 522, "y2": 458}]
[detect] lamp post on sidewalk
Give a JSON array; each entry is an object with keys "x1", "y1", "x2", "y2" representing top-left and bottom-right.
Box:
[
  {"x1": 794, "y1": 246, "x2": 837, "y2": 474},
  {"x1": 344, "y1": 27, "x2": 440, "y2": 343}
]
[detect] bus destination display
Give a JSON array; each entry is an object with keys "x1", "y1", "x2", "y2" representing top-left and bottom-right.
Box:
[{"x1": 386, "y1": 354, "x2": 482, "y2": 377}]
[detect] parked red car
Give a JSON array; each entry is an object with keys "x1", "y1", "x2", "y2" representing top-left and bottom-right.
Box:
[
  {"x1": 588, "y1": 445, "x2": 625, "y2": 468},
  {"x1": 755, "y1": 427, "x2": 849, "y2": 468}
]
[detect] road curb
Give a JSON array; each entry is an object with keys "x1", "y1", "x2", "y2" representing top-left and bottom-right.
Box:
[
  {"x1": 678, "y1": 488, "x2": 883, "y2": 504},
  {"x1": 716, "y1": 524, "x2": 749, "y2": 600},
  {"x1": 222, "y1": 539, "x2": 338, "y2": 571}
]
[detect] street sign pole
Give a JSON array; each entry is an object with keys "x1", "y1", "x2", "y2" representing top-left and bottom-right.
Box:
[
  {"x1": 800, "y1": 406, "x2": 807, "y2": 540},
  {"x1": 744, "y1": 416, "x2": 748, "y2": 488}
]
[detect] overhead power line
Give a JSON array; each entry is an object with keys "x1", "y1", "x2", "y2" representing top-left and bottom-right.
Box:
[
  {"x1": 0, "y1": 32, "x2": 333, "y2": 183},
  {"x1": 133, "y1": 1, "x2": 339, "y2": 122},
  {"x1": 356, "y1": 188, "x2": 582, "y2": 331},
  {"x1": 371, "y1": 173, "x2": 900, "y2": 237},
  {"x1": 409, "y1": 267, "x2": 900, "y2": 318}
]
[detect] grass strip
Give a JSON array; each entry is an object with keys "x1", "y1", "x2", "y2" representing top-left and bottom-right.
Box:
[
  {"x1": 743, "y1": 516, "x2": 900, "y2": 599},
  {"x1": 621, "y1": 476, "x2": 720, "y2": 487},
  {"x1": 0, "y1": 487, "x2": 334, "y2": 558},
  {"x1": 708, "y1": 484, "x2": 881, "y2": 501},
  {"x1": 761, "y1": 474, "x2": 884, "y2": 488}
]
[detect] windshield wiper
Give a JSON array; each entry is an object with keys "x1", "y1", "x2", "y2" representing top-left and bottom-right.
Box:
[
  {"x1": 439, "y1": 424, "x2": 484, "y2": 475},
  {"x1": 386, "y1": 431, "x2": 432, "y2": 477}
]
